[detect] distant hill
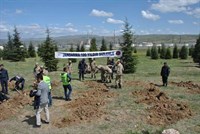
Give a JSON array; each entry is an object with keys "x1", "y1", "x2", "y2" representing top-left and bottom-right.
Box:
[{"x1": 0, "y1": 34, "x2": 198, "y2": 49}]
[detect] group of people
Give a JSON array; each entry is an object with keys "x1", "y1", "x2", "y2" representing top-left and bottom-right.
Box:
[
  {"x1": 0, "y1": 58, "x2": 170, "y2": 128},
  {"x1": 77, "y1": 58, "x2": 125, "y2": 89}
]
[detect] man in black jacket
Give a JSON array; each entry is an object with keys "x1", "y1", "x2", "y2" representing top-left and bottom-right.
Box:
[
  {"x1": 0, "y1": 64, "x2": 9, "y2": 94},
  {"x1": 160, "y1": 62, "x2": 170, "y2": 86},
  {"x1": 78, "y1": 59, "x2": 87, "y2": 81},
  {"x1": 9, "y1": 75, "x2": 25, "y2": 90}
]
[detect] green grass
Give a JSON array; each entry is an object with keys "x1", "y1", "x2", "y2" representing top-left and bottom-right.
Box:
[{"x1": 0, "y1": 50, "x2": 200, "y2": 134}]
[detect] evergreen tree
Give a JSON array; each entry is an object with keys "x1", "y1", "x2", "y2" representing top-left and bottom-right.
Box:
[
  {"x1": 90, "y1": 38, "x2": 98, "y2": 51},
  {"x1": 179, "y1": 45, "x2": 188, "y2": 59},
  {"x1": 28, "y1": 42, "x2": 36, "y2": 57},
  {"x1": 151, "y1": 45, "x2": 159, "y2": 59},
  {"x1": 23, "y1": 45, "x2": 29, "y2": 58},
  {"x1": 39, "y1": 28, "x2": 58, "y2": 71},
  {"x1": 109, "y1": 42, "x2": 113, "y2": 50},
  {"x1": 146, "y1": 47, "x2": 151, "y2": 56},
  {"x1": 189, "y1": 45, "x2": 194, "y2": 56},
  {"x1": 76, "y1": 44, "x2": 80, "y2": 52},
  {"x1": 2, "y1": 33, "x2": 13, "y2": 60},
  {"x1": 173, "y1": 44, "x2": 179, "y2": 58},
  {"x1": 133, "y1": 47, "x2": 137, "y2": 53},
  {"x1": 158, "y1": 46, "x2": 161, "y2": 53},
  {"x1": 100, "y1": 38, "x2": 107, "y2": 51},
  {"x1": 11, "y1": 27, "x2": 26, "y2": 61},
  {"x1": 165, "y1": 47, "x2": 172, "y2": 59},
  {"x1": 69, "y1": 44, "x2": 77, "y2": 63},
  {"x1": 3, "y1": 28, "x2": 26, "y2": 61},
  {"x1": 160, "y1": 44, "x2": 166, "y2": 59},
  {"x1": 121, "y1": 18, "x2": 138, "y2": 73},
  {"x1": 37, "y1": 44, "x2": 44, "y2": 57},
  {"x1": 192, "y1": 35, "x2": 200, "y2": 63},
  {"x1": 80, "y1": 44, "x2": 85, "y2": 52},
  {"x1": 0, "y1": 49, "x2": 3, "y2": 59}
]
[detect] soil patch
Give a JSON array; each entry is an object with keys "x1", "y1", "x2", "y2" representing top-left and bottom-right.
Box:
[
  {"x1": 132, "y1": 84, "x2": 192, "y2": 126},
  {"x1": 0, "y1": 91, "x2": 32, "y2": 121},
  {"x1": 53, "y1": 81, "x2": 117, "y2": 128},
  {"x1": 170, "y1": 81, "x2": 200, "y2": 94},
  {"x1": 124, "y1": 80, "x2": 148, "y2": 88},
  {"x1": 51, "y1": 80, "x2": 60, "y2": 88}
]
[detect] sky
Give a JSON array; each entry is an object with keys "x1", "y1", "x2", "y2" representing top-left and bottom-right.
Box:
[{"x1": 0, "y1": 0, "x2": 200, "y2": 39}]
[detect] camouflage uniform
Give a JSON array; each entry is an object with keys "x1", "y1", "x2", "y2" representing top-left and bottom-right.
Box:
[
  {"x1": 90, "y1": 59, "x2": 96, "y2": 79},
  {"x1": 115, "y1": 62, "x2": 124, "y2": 88}
]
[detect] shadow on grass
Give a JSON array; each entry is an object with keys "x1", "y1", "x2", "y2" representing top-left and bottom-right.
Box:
[
  {"x1": 150, "y1": 83, "x2": 163, "y2": 87},
  {"x1": 52, "y1": 96, "x2": 65, "y2": 100},
  {"x1": 22, "y1": 115, "x2": 35, "y2": 127}
]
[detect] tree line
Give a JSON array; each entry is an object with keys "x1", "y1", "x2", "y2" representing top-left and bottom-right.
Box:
[
  {"x1": 0, "y1": 19, "x2": 138, "y2": 74},
  {"x1": 146, "y1": 36, "x2": 200, "y2": 64}
]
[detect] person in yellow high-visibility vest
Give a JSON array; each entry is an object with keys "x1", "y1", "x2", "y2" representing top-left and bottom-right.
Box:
[
  {"x1": 60, "y1": 67, "x2": 72, "y2": 101},
  {"x1": 43, "y1": 70, "x2": 52, "y2": 106}
]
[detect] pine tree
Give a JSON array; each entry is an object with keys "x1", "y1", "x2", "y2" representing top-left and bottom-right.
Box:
[
  {"x1": 109, "y1": 42, "x2": 113, "y2": 50},
  {"x1": 151, "y1": 45, "x2": 159, "y2": 59},
  {"x1": 121, "y1": 18, "x2": 138, "y2": 73},
  {"x1": 179, "y1": 45, "x2": 188, "y2": 59},
  {"x1": 37, "y1": 44, "x2": 44, "y2": 57},
  {"x1": 146, "y1": 47, "x2": 151, "y2": 56},
  {"x1": 133, "y1": 47, "x2": 137, "y2": 53},
  {"x1": 173, "y1": 44, "x2": 179, "y2": 58},
  {"x1": 23, "y1": 45, "x2": 29, "y2": 58},
  {"x1": 165, "y1": 47, "x2": 172, "y2": 59},
  {"x1": 28, "y1": 42, "x2": 36, "y2": 57},
  {"x1": 158, "y1": 46, "x2": 161, "y2": 53},
  {"x1": 192, "y1": 35, "x2": 200, "y2": 63},
  {"x1": 69, "y1": 44, "x2": 77, "y2": 62},
  {"x1": 100, "y1": 37, "x2": 107, "y2": 51},
  {"x1": 39, "y1": 28, "x2": 58, "y2": 71},
  {"x1": 76, "y1": 44, "x2": 80, "y2": 52},
  {"x1": 189, "y1": 45, "x2": 194, "y2": 56},
  {"x1": 80, "y1": 44, "x2": 85, "y2": 52},
  {"x1": 90, "y1": 38, "x2": 98, "y2": 51},
  {"x1": 2, "y1": 32, "x2": 13, "y2": 60},
  {"x1": 0, "y1": 49, "x2": 3, "y2": 59},
  {"x1": 160, "y1": 44, "x2": 166, "y2": 59},
  {"x1": 3, "y1": 27, "x2": 26, "y2": 61}
]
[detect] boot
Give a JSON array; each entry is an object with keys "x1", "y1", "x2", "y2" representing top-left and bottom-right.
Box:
[{"x1": 119, "y1": 83, "x2": 122, "y2": 89}]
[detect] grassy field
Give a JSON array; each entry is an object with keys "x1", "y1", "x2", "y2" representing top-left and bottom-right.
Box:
[{"x1": 0, "y1": 50, "x2": 200, "y2": 134}]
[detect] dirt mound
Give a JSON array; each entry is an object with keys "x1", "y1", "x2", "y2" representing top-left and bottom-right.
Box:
[
  {"x1": 132, "y1": 85, "x2": 192, "y2": 125},
  {"x1": 0, "y1": 91, "x2": 32, "y2": 121},
  {"x1": 170, "y1": 81, "x2": 200, "y2": 94},
  {"x1": 53, "y1": 81, "x2": 117, "y2": 128},
  {"x1": 132, "y1": 85, "x2": 169, "y2": 104},
  {"x1": 8, "y1": 81, "x2": 15, "y2": 89}
]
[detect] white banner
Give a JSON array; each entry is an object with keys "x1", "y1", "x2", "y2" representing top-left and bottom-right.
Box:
[{"x1": 55, "y1": 50, "x2": 122, "y2": 59}]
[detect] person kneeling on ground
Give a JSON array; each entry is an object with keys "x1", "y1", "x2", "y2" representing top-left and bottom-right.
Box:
[
  {"x1": 9, "y1": 75, "x2": 25, "y2": 91},
  {"x1": 61, "y1": 67, "x2": 72, "y2": 101}
]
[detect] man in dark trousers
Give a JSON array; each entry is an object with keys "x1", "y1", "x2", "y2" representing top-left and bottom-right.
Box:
[
  {"x1": 35, "y1": 74, "x2": 50, "y2": 127},
  {"x1": 9, "y1": 75, "x2": 25, "y2": 90},
  {"x1": 0, "y1": 64, "x2": 9, "y2": 94},
  {"x1": 78, "y1": 59, "x2": 87, "y2": 81},
  {"x1": 160, "y1": 62, "x2": 170, "y2": 86},
  {"x1": 61, "y1": 67, "x2": 72, "y2": 101}
]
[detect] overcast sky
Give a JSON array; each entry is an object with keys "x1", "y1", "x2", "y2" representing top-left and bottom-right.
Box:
[{"x1": 0, "y1": 0, "x2": 200, "y2": 39}]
